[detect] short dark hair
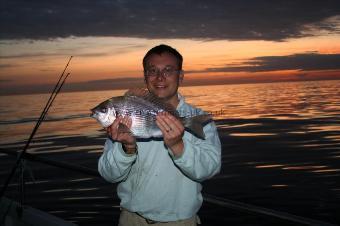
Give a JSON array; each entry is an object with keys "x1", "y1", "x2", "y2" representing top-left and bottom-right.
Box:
[{"x1": 143, "y1": 44, "x2": 183, "y2": 71}]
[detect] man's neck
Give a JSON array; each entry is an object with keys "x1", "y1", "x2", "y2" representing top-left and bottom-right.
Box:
[{"x1": 165, "y1": 94, "x2": 180, "y2": 109}]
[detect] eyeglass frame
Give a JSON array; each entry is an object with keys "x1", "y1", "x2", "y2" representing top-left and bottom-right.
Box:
[{"x1": 144, "y1": 66, "x2": 182, "y2": 79}]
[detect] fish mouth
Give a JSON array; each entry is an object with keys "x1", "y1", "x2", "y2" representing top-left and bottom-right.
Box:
[{"x1": 90, "y1": 109, "x2": 96, "y2": 118}]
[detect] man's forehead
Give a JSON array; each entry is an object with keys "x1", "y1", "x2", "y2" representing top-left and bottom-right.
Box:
[
  {"x1": 146, "y1": 63, "x2": 176, "y2": 68},
  {"x1": 145, "y1": 53, "x2": 178, "y2": 65}
]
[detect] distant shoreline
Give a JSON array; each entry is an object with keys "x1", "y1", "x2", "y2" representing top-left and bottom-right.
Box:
[{"x1": 1, "y1": 77, "x2": 339, "y2": 96}]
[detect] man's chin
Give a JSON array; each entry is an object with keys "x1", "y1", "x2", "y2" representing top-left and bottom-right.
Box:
[
  {"x1": 150, "y1": 87, "x2": 177, "y2": 101},
  {"x1": 154, "y1": 92, "x2": 172, "y2": 102},
  {"x1": 155, "y1": 93, "x2": 168, "y2": 99},
  {"x1": 152, "y1": 88, "x2": 167, "y2": 97}
]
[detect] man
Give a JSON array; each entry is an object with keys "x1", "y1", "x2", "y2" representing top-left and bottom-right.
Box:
[{"x1": 98, "y1": 44, "x2": 221, "y2": 225}]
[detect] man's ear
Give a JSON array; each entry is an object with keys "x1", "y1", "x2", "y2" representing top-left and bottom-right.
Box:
[{"x1": 179, "y1": 70, "x2": 184, "y2": 82}]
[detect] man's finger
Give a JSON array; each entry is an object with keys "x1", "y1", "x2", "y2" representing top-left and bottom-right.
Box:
[
  {"x1": 167, "y1": 114, "x2": 183, "y2": 130},
  {"x1": 156, "y1": 116, "x2": 170, "y2": 135},
  {"x1": 157, "y1": 115, "x2": 172, "y2": 132},
  {"x1": 111, "y1": 116, "x2": 121, "y2": 130},
  {"x1": 161, "y1": 114, "x2": 184, "y2": 136}
]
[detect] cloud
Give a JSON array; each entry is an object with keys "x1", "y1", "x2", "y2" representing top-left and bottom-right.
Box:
[
  {"x1": 0, "y1": 53, "x2": 52, "y2": 59},
  {"x1": 0, "y1": 43, "x2": 147, "y2": 59},
  {"x1": 1, "y1": 0, "x2": 339, "y2": 41},
  {"x1": 0, "y1": 76, "x2": 146, "y2": 95},
  {"x1": 0, "y1": 79, "x2": 12, "y2": 82},
  {"x1": 0, "y1": 64, "x2": 16, "y2": 68},
  {"x1": 193, "y1": 53, "x2": 340, "y2": 73},
  {"x1": 62, "y1": 77, "x2": 145, "y2": 92},
  {"x1": 0, "y1": 51, "x2": 111, "y2": 59},
  {"x1": 83, "y1": 77, "x2": 144, "y2": 85}
]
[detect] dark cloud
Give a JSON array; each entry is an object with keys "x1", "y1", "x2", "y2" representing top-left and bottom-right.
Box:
[
  {"x1": 1, "y1": 0, "x2": 339, "y2": 41},
  {"x1": 194, "y1": 53, "x2": 340, "y2": 73}
]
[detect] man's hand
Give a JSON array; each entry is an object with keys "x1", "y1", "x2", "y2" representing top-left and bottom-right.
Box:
[
  {"x1": 156, "y1": 112, "x2": 185, "y2": 157},
  {"x1": 106, "y1": 116, "x2": 137, "y2": 154}
]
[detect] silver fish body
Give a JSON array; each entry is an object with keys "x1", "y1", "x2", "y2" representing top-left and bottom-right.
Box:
[{"x1": 91, "y1": 93, "x2": 211, "y2": 139}]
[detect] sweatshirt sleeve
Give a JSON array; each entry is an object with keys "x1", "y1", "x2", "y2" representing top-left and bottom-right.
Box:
[
  {"x1": 171, "y1": 121, "x2": 221, "y2": 182},
  {"x1": 98, "y1": 139, "x2": 137, "y2": 183}
]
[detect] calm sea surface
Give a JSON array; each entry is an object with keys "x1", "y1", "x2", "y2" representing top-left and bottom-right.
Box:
[
  {"x1": 0, "y1": 80, "x2": 339, "y2": 145},
  {"x1": 1, "y1": 80, "x2": 340, "y2": 225}
]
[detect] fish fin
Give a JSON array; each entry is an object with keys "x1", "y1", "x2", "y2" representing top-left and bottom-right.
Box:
[
  {"x1": 124, "y1": 88, "x2": 149, "y2": 97},
  {"x1": 117, "y1": 123, "x2": 131, "y2": 134},
  {"x1": 182, "y1": 114, "x2": 212, "y2": 139},
  {"x1": 125, "y1": 89, "x2": 178, "y2": 116}
]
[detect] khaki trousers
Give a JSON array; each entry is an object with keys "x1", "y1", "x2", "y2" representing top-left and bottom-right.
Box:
[{"x1": 118, "y1": 209, "x2": 199, "y2": 226}]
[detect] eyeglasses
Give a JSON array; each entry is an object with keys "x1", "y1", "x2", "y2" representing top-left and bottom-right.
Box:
[{"x1": 145, "y1": 67, "x2": 181, "y2": 78}]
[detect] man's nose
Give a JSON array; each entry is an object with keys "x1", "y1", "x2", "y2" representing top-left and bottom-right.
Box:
[{"x1": 155, "y1": 71, "x2": 166, "y2": 80}]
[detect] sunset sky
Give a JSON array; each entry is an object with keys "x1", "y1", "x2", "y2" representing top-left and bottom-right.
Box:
[{"x1": 1, "y1": 0, "x2": 340, "y2": 95}]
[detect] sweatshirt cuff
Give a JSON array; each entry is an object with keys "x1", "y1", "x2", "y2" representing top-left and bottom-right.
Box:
[
  {"x1": 170, "y1": 139, "x2": 191, "y2": 162},
  {"x1": 118, "y1": 143, "x2": 137, "y2": 158},
  {"x1": 106, "y1": 139, "x2": 137, "y2": 161}
]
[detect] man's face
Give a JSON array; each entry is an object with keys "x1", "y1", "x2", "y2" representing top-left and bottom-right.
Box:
[{"x1": 144, "y1": 52, "x2": 183, "y2": 102}]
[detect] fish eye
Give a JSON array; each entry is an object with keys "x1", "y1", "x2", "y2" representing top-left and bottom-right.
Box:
[{"x1": 101, "y1": 108, "x2": 107, "y2": 113}]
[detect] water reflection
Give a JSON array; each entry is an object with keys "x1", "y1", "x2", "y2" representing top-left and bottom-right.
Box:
[
  {"x1": 271, "y1": 184, "x2": 289, "y2": 188},
  {"x1": 255, "y1": 164, "x2": 284, "y2": 169},
  {"x1": 229, "y1": 132, "x2": 277, "y2": 137},
  {"x1": 1, "y1": 80, "x2": 339, "y2": 145}
]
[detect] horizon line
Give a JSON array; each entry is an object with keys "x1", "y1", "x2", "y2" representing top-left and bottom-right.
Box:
[{"x1": 1, "y1": 77, "x2": 339, "y2": 96}]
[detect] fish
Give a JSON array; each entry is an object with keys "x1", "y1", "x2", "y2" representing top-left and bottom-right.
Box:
[{"x1": 90, "y1": 91, "x2": 212, "y2": 139}]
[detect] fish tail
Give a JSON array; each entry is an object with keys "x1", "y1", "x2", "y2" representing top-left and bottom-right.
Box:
[{"x1": 182, "y1": 114, "x2": 212, "y2": 139}]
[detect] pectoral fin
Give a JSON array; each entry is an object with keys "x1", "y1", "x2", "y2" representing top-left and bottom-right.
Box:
[{"x1": 117, "y1": 123, "x2": 131, "y2": 134}]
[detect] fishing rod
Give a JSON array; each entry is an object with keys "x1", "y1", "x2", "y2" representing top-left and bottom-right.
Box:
[
  {"x1": 0, "y1": 56, "x2": 73, "y2": 199},
  {"x1": 17, "y1": 71, "x2": 71, "y2": 211}
]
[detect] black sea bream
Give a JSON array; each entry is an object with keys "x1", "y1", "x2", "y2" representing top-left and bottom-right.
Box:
[{"x1": 91, "y1": 92, "x2": 211, "y2": 139}]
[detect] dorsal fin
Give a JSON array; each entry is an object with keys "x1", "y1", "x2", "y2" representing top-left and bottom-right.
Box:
[{"x1": 124, "y1": 88, "x2": 178, "y2": 116}]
